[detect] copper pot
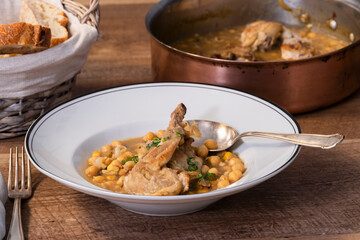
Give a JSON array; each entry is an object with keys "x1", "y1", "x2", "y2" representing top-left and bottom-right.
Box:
[{"x1": 146, "y1": 0, "x2": 360, "y2": 114}]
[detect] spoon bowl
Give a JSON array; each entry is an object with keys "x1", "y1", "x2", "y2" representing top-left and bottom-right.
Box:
[{"x1": 187, "y1": 120, "x2": 344, "y2": 151}]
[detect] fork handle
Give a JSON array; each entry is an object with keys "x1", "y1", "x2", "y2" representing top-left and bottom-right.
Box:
[{"x1": 7, "y1": 197, "x2": 24, "y2": 240}]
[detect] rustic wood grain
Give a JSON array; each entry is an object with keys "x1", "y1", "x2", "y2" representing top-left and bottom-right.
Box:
[
  {"x1": 0, "y1": 1, "x2": 360, "y2": 239},
  {"x1": 72, "y1": 3, "x2": 154, "y2": 97}
]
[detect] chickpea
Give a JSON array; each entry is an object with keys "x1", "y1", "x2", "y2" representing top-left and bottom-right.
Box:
[
  {"x1": 219, "y1": 175, "x2": 229, "y2": 182},
  {"x1": 217, "y1": 180, "x2": 230, "y2": 189},
  {"x1": 232, "y1": 163, "x2": 245, "y2": 173},
  {"x1": 112, "y1": 160, "x2": 121, "y2": 166},
  {"x1": 104, "y1": 158, "x2": 112, "y2": 166},
  {"x1": 100, "y1": 145, "x2": 112, "y2": 154},
  {"x1": 104, "y1": 181, "x2": 115, "y2": 188},
  {"x1": 124, "y1": 161, "x2": 136, "y2": 170},
  {"x1": 157, "y1": 130, "x2": 165, "y2": 138},
  {"x1": 85, "y1": 165, "x2": 99, "y2": 177},
  {"x1": 204, "y1": 139, "x2": 218, "y2": 150},
  {"x1": 106, "y1": 175, "x2": 116, "y2": 181},
  {"x1": 222, "y1": 165, "x2": 231, "y2": 172},
  {"x1": 224, "y1": 170, "x2": 231, "y2": 176},
  {"x1": 107, "y1": 164, "x2": 119, "y2": 173},
  {"x1": 208, "y1": 168, "x2": 219, "y2": 177},
  {"x1": 228, "y1": 170, "x2": 242, "y2": 183},
  {"x1": 201, "y1": 165, "x2": 210, "y2": 174},
  {"x1": 207, "y1": 156, "x2": 221, "y2": 166},
  {"x1": 196, "y1": 145, "x2": 209, "y2": 158},
  {"x1": 111, "y1": 140, "x2": 122, "y2": 147},
  {"x1": 92, "y1": 151, "x2": 100, "y2": 157},
  {"x1": 223, "y1": 152, "x2": 233, "y2": 160},
  {"x1": 93, "y1": 176, "x2": 105, "y2": 183},
  {"x1": 117, "y1": 176, "x2": 125, "y2": 186},
  {"x1": 119, "y1": 169, "x2": 126, "y2": 176},
  {"x1": 143, "y1": 132, "x2": 156, "y2": 141},
  {"x1": 219, "y1": 162, "x2": 226, "y2": 167},
  {"x1": 87, "y1": 156, "x2": 97, "y2": 165},
  {"x1": 117, "y1": 151, "x2": 133, "y2": 161},
  {"x1": 229, "y1": 157, "x2": 241, "y2": 166}
]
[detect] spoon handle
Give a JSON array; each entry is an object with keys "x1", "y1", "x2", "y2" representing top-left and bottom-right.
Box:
[{"x1": 238, "y1": 132, "x2": 344, "y2": 149}]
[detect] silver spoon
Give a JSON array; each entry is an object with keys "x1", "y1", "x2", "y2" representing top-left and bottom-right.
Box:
[{"x1": 187, "y1": 120, "x2": 344, "y2": 151}]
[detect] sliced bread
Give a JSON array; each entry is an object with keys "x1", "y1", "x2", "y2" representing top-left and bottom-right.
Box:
[
  {"x1": 0, "y1": 22, "x2": 51, "y2": 54},
  {"x1": 0, "y1": 54, "x2": 22, "y2": 58},
  {"x1": 20, "y1": 0, "x2": 68, "y2": 47}
]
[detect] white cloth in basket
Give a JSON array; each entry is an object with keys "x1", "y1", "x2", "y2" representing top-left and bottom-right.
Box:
[{"x1": 0, "y1": 0, "x2": 98, "y2": 99}]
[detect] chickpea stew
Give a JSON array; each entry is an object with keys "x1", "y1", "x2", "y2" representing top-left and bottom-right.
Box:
[{"x1": 84, "y1": 104, "x2": 246, "y2": 196}]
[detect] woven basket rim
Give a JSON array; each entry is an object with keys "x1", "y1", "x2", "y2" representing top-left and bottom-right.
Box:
[{"x1": 61, "y1": 0, "x2": 100, "y2": 30}]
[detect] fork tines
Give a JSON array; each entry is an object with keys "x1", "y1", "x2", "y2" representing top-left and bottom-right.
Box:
[{"x1": 8, "y1": 147, "x2": 32, "y2": 196}]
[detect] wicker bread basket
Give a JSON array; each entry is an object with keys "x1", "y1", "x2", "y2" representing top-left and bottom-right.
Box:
[{"x1": 0, "y1": 0, "x2": 100, "y2": 139}]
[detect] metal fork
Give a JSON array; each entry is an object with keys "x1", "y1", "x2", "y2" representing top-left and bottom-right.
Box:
[{"x1": 7, "y1": 147, "x2": 32, "y2": 240}]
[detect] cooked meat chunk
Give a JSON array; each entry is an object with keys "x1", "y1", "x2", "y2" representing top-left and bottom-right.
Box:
[
  {"x1": 210, "y1": 46, "x2": 255, "y2": 61},
  {"x1": 123, "y1": 103, "x2": 190, "y2": 196},
  {"x1": 168, "y1": 138, "x2": 203, "y2": 172},
  {"x1": 281, "y1": 27, "x2": 315, "y2": 60},
  {"x1": 241, "y1": 20, "x2": 283, "y2": 51},
  {"x1": 168, "y1": 148, "x2": 189, "y2": 170}
]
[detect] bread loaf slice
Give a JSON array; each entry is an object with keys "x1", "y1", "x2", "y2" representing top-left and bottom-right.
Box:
[
  {"x1": 0, "y1": 54, "x2": 22, "y2": 58},
  {"x1": 0, "y1": 22, "x2": 51, "y2": 54},
  {"x1": 20, "y1": 0, "x2": 68, "y2": 47}
]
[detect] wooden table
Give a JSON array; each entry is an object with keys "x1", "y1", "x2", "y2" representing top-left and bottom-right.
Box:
[{"x1": 1, "y1": 0, "x2": 360, "y2": 239}]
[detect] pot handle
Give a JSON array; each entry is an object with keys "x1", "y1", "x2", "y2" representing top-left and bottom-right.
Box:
[{"x1": 61, "y1": 0, "x2": 100, "y2": 30}]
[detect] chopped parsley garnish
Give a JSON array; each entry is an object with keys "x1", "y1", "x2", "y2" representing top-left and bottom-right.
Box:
[
  {"x1": 122, "y1": 155, "x2": 139, "y2": 164},
  {"x1": 176, "y1": 131, "x2": 183, "y2": 137},
  {"x1": 198, "y1": 173, "x2": 204, "y2": 181},
  {"x1": 205, "y1": 172, "x2": 217, "y2": 181},
  {"x1": 146, "y1": 136, "x2": 170, "y2": 150},
  {"x1": 198, "y1": 171, "x2": 217, "y2": 181},
  {"x1": 146, "y1": 137, "x2": 161, "y2": 149},
  {"x1": 187, "y1": 157, "x2": 198, "y2": 171}
]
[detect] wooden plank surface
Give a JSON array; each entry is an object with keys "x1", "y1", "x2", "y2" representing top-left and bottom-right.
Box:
[{"x1": 1, "y1": 1, "x2": 360, "y2": 239}]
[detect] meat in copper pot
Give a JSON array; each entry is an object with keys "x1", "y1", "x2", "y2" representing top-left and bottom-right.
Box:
[{"x1": 146, "y1": 0, "x2": 360, "y2": 114}]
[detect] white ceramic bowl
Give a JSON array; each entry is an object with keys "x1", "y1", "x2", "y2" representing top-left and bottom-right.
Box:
[{"x1": 25, "y1": 82, "x2": 301, "y2": 216}]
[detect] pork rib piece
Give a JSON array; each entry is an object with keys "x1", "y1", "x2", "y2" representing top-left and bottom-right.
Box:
[
  {"x1": 241, "y1": 20, "x2": 283, "y2": 51},
  {"x1": 123, "y1": 103, "x2": 190, "y2": 195},
  {"x1": 280, "y1": 27, "x2": 315, "y2": 60}
]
